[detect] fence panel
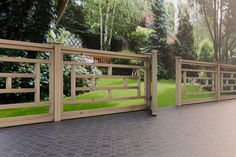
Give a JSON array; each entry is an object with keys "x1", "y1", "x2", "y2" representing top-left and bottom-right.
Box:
[
  {"x1": 0, "y1": 39, "x2": 54, "y2": 127},
  {"x1": 0, "y1": 39, "x2": 157, "y2": 127},
  {"x1": 61, "y1": 47, "x2": 156, "y2": 120},
  {"x1": 176, "y1": 58, "x2": 236, "y2": 106}
]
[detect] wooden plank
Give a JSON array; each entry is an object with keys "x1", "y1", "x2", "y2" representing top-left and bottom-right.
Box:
[
  {"x1": 76, "y1": 86, "x2": 139, "y2": 91},
  {"x1": 0, "y1": 88, "x2": 36, "y2": 94},
  {"x1": 108, "y1": 67, "x2": 112, "y2": 76},
  {"x1": 176, "y1": 57, "x2": 182, "y2": 106},
  {"x1": 136, "y1": 69, "x2": 141, "y2": 97},
  {"x1": 182, "y1": 69, "x2": 216, "y2": 73},
  {"x1": 220, "y1": 95, "x2": 236, "y2": 100},
  {"x1": 77, "y1": 75, "x2": 138, "y2": 79},
  {"x1": 0, "y1": 102, "x2": 50, "y2": 109},
  {"x1": 145, "y1": 59, "x2": 152, "y2": 108},
  {"x1": 151, "y1": 51, "x2": 158, "y2": 115},
  {"x1": 192, "y1": 84, "x2": 213, "y2": 88},
  {"x1": 62, "y1": 104, "x2": 147, "y2": 120},
  {"x1": 49, "y1": 53, "x2": 54, "y2": 113},
  {"x1": 0, "y1": 39, "x2": 53, "y2": 52},
  {"x1": 181, "y1": 59, "x2": 217, "y2": 67},
  {"x1": 181, "y1": 97, "x2": 217, "y2": 106},
  {"x1": 6, "y1": 77, "x2": 12, "y2": 89},
  {"x1": 53, "y1": 43, "x2": 63, "y2": 122},
  {"x1": 223, "y1": 84, "x2": 236, "y2": 87},
  {"x1": 124, "y1": 78, "x2": 128, "y2": 87},
  {"x1": 71, "y1": 65, "x2": 76, "y2": 100},
  {"x1": 62, "y1": 47, "x2": 149, "y2": 60},
  {"x1": 183, "y1": 71, "x2": 187, "y2": 96},
  {"x1": 231, "y1": 74, "x2": 234, "y2": 91},
  {"x1": 0, "y1": 57, "x2": 51, "y2": 64},
  {"x1": 64, "y1": 96, "x2": 147, "y2": 105},
  {"x1": 0, "y1": 39, "x2": 53, "y2": 49},
  {"x1": 220, "y1": 64, "x2": 236, "y2": 69},
  {"x1": 184, "y1": 91, "x2": 216, "y2": 96},
  {"x1": 221, "y1": 71, "x2": 236, "y2": 74},
  {"x1": 223, "y1": 78, "x2": 236, "y2": 80},
  {"x1": 63, "y1": 61, "x2": 146, "y2": 69},
  {"x1": 0, "y1": 73, "x2": 35, "y2": 78},
  {"x1": 34, "y1": 63, "x2": 40, "y2": 103},
  {"x1": 0, "y1": 43, "x2": 53, "y2": 53},
  {"x1": 108, "y1": 90, "x2": 112, "y2": 99},
  {"x1": 0, "y1": 114, "x2": 53, "y2": 128},
  {"x1": 221, "y1": 90, "x2": 236, "y2": 93},
  {"x1": 186, "y1": 77, "x2": 213, "y2": 80}
]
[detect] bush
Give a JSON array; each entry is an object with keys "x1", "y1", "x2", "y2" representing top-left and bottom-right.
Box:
[
  {"x1": 129, "y1": 26, "x2": 154, "y2": 53},
  {"x1": 198, "y1": 39, "x2": 214, "y2": 62}
]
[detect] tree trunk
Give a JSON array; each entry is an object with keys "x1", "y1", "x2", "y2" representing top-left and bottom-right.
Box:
[
  {"x1": 104, "y1": 0, "x2": 111, "y2": 50},
  {"x1": 108, "y1": 0, "x2": 117, "y2": 49},
  {"x1": 99, "y1": 0, "x2": 103, "y2": 50}
]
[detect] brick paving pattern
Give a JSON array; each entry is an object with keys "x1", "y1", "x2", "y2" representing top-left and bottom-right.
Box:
[{"x1": 1, "y1": 100, "x2": 236, "y2": 157}]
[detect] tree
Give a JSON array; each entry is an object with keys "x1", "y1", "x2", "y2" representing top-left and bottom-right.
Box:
[
  {"x1": 175, "y1": 10, "x2": 197, "y2": 60},
  {"x1": 195, "y1": 0, "x2": 236, "y2": 62},
  {"x1": 149, "y1": 0, "x2": 168, "y2": 51},
  {"x1": 82, "y1": 0, "x2": 147, "y2": 50},
  {"x1": 149, "y1": 0, "x2": 169, "y2": 79},
  {"x1": 0, "y1": 0, "x2": 56, "y2": 44},
  {"x1": 0, "y1": 1, "x2": 57, "y2": 103},
  {"x1": 198, "y1": 39, "x2": 214, "y2": 62}
]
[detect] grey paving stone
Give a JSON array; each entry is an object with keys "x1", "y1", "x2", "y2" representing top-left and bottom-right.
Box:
[{"x1": 1, "y1": 100, "x2": 236, "y2": 156}]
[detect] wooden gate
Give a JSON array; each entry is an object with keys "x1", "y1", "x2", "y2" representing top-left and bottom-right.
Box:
[
  {"x1": 0, "y1": 39, "x2": 157, "y2": 127},
  {"x1": 176, "y1": 57, "x2": 236, "y2": 106}
]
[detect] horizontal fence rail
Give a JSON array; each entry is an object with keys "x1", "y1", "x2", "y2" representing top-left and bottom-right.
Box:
[
  {"x1": 176, "y1": 57, "x2": 236, "y2": 106},
  {"x1": 0, "y1": 39, "x2": 157, "y2": 127}
]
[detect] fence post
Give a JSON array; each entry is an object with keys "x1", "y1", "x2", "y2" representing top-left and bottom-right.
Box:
[
  {"x1": 151, "y1": 50, "x2": 158, "y2": 116},
  {"x1": 216, "y1": 61, "x2": 221, "y2": 101},
  {"x1": 175, "y1": 57, "x2": 182, "y2": 106},
  {"x1": 53, "y1": 42, "x2": 63, "y2": 122},
  {"x1": 144, "y1": 54, "x2": 152, "y2": 109}
]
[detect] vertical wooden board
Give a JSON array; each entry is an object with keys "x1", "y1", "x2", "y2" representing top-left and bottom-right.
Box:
[
  {"x1": 144, "y1": 59, "x2": 151, "y2": 109},
  {"x1": 175, "y1": 57, "x2": 182, "y2": 106},
  {"x1": 71, "y1": 65, "x2": 76, "y2": 100},
  {"x1": 108, "y1": 67, "x2": 112, "y2": 76},
  {"x1": 124, "y1": 78, "x2": 128, "y2": 87},
  {"x1": 183, "y1": 71, "x2": 187, "y2": 96},
  {"x1": 34, "y1": 63, "x2": 40, "y2": 103},
  {"x1": 108, "y1": 89, "x2": 112, "y2": 99},
  {"x1": 151, "y1": 51, "x2": 158, "y2": 115},
  {"x1": 53, "y1": 43, "x2": 63, "y2": 122},
  {"x1": 231, "y1": 74, "x2": 234, "y2": 91},
  {"x1": 212, "y1": 73, "x2": 215, "y2": 91},
  {"x1": 136, "y1": 69, "x2": 141, "y2": 97},
  {"x1": 91, "y1": 77, "x2": 96, "y2": 91},
  {"x1": 49, "y1": 53, "x2": 55, "y2": 114},
  {"x1": 6, "y1": 77, "x2": 12, "y2": 89},
  {"x1": 217, "y1": 62, "x2": 221, "y2": 101}
]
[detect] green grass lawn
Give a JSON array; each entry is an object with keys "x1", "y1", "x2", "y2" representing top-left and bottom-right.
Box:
[{"x1": 0, "y1": 79, "x2": 215, "y2": 118}]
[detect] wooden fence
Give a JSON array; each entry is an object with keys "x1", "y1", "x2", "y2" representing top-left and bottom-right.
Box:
[
  {"x1": 0, "y1": 39, "x2": 157, "y2": 127},
  {"x1": 176, "y1": 57, "x2": 236, "y2": 106}
]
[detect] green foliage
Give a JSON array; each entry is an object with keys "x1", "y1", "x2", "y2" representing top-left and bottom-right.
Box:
[
  {"x1": 129, "y1": 26, "x2": 154, "y2": 53},
  {"x1": 149, "y1": 0, "x2": 168, "y2": 51},
  {"x1": 149, "y1": 0, "x2": 170, "y2": 79},
  {"x1": 0, "y1": 0, "x2": 56, "y2": 43},
  {"x1": 198, "y1": 39, "x2": 214, "y2": 62},
  {"x1": 0, "y1": 1, "x2": 57, "y2": 104},
  {"x1": 175, "y1": 10, "x2": 197, "y2": 60}
]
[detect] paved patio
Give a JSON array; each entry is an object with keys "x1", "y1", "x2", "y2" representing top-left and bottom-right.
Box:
[{"x1": 1, "y1": 100, "x2": 236, "y2": 157}]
